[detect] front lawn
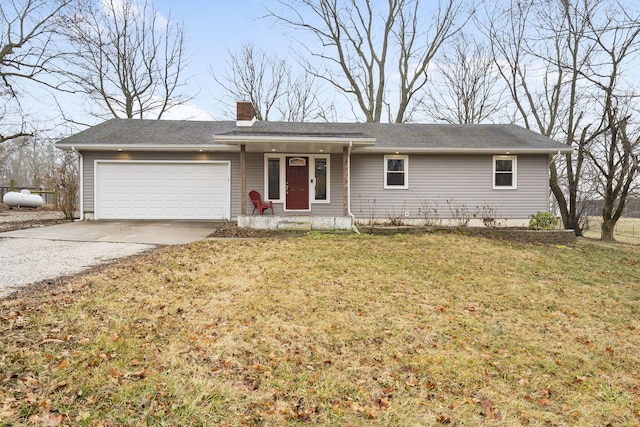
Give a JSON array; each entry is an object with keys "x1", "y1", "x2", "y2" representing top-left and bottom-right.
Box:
[{"x1": 1, "y1": 233, "x2": 639, "y2": 426}]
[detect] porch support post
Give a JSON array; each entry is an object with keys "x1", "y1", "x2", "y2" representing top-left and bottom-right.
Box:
[
  {"x1": 240, "y1": 144, "x2": 246, "y2": 215},
  {"x1": 343, "y1": 145, "x2": 349, "y2": 216}
]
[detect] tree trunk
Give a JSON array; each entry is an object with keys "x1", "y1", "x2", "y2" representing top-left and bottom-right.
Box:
[
  {"x1": 564, "y1": 215, "x2": 583, "y2": 237},
  {"x1": 550, "y1": 163, "x2": 583, "y2": 237},
  {"x1": 601, "y1": 219, "x2": 616, "y2": 241},
  {"x1": 568, "y1": 195, "x2": 583, "y2": 237}
]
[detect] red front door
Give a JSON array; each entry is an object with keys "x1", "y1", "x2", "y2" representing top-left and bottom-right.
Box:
[{"x1": 286, "y1": 156, "x2": 309, "y2": 210}]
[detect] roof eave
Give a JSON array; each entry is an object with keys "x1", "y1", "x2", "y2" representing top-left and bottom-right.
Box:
[
  {"x1": 55, "y1": 143, "x2": 239, "y2": 152},
  {"x1": 354, "y1": 146, "x2": 573, "y2": 154},
  {"x1": 56, "y1": 142, "x2": 572, "y2": 155}
]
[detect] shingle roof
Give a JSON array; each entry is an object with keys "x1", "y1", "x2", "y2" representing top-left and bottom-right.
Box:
[
  {"x1": 57, "y1": 119, "x2": 236, "y2": 146},
  {"x1": 56, "y1": 118, "x2": 571, "y2": 153}
]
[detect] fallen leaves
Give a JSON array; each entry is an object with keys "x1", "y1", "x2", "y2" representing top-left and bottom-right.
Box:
[
  {"x1": 479, "y1": 398, "x2": 502, "y2": 420},
  {"x1": 109, "y1": 366, "x2": 153, "y2": 383},
  {"x1": 29, "y1": 409, "x2": 66, "y2": 427},
  {"x1": 1, "y1": 235, "x2": 639, "y2": 425},
  {"x1": 436, "y1": 412, "x2": 453, "y2": 424},
  {"x1": 0, "y1": 408, "x2": 16, "y2": 421}
]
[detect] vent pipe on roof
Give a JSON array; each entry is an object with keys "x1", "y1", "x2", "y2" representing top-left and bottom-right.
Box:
[{"x1": 236, "y1": 101, "x2": 257, "y2": 127}]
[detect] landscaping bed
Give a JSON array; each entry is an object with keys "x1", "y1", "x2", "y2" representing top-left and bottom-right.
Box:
[
  {"x1": 361, "y1": 225, "x2": 577, "y2": 245},
  {"x1": 207, "y1": 221, "x2": 302, "y2": 238}
]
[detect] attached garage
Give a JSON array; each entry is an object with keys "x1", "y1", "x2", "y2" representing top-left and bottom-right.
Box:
[{"x1": 94, "y1": 161, "x2": 230, "y2": 220}]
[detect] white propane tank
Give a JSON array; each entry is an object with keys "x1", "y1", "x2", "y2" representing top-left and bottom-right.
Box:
[{"x1": 2, "y1": 189, "x2": 44, "y2": 208}]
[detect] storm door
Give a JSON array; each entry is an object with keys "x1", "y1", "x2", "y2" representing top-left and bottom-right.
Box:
[{"x1": 285, "y1": 156, "x2": 309, "y2": 210}]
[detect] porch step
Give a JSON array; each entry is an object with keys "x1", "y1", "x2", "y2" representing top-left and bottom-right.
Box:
[
  {"x1": 237, "y1": 215, "x2": 352, "y2": 230},
  {"x1": 277, "y1": 218, "x2": 312, "y2": 231}
]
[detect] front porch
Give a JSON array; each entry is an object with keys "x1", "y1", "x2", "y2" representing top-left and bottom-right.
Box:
[
  {"x1": 214, "y1": 122, "x2": 376, "y2": 230},
  {"x1": 237, "y1": 215, "x2": 353, "y2": 231}
]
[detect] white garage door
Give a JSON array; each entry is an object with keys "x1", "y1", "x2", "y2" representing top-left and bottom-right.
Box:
[{"x1": 95, "y1": 161, "x2": 230, "y2": 220}]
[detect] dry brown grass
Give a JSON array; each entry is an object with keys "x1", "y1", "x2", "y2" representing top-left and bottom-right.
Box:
[{"x1": 1, "y1": 233, "x2": 639, "y2": 426}]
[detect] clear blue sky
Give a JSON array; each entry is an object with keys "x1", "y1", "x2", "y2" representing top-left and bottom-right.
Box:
[{"x1": 153, "y1": 1, "x2": 293, "y2": 120}]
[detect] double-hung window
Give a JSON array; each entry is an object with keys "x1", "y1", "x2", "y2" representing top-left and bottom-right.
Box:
[
  {"x1": 384, "y1": 155, "x2": 409, "y2": 189},
  {"x1": 493, "y1": 155, "x2": 517, "y2": 189}
]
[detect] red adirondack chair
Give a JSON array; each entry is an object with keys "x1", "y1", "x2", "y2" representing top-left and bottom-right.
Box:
[{"x1": 249, "y1": 190, "x2": 273, "y2": 215}]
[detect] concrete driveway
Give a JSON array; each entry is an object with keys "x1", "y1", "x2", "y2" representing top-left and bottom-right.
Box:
[
  {"x1": 0, "y1": 220, "x2": 216, "y2": 245},
  {"x1": 0, "y1": 220, "x2": 216, "y2": 299}
]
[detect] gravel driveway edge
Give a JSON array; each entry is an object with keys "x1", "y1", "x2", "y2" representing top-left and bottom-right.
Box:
[{"x1": 0, "y1": 238, "x2": 154, "y2": 299}]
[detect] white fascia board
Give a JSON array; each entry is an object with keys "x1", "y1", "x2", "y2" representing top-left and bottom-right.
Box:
[
  {"x1": 213, "y1": 135, "x2": 376, "y2": 146},
  {"x1": 55, "y1": 143, "x2": 239, "y2": 152},
  {"x1": 353, "y1": 146, "x2": 573, "y2": 154}
]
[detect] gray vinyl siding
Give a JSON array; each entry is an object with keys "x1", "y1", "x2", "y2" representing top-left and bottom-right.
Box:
[
  {"x1": 350, "y1": 153, "x2": 551, "y2": 220},
  {"x1": 244, "y1": 153, "x2": 345, "y2": 216},
  {"x1": 82, "y1": 151, "x2": 345, "y2": 218},
  {"x1": 82, "y1": 151, "x2": 549, "y2": 221}
]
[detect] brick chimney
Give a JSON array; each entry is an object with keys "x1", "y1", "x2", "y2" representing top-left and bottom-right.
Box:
[{"x1": 236, "y1": 101, "x2": 256, "y2": 126}]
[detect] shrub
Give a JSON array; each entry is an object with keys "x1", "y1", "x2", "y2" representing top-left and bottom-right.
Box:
[
  {"x1": 45, "y1": 151, "x2": 78, "y2": 220},
  {"x1": 446, "y1": 198, "x2": 471, "y2": 227},
  {"x1": 418, "y1": 199, "x2": 441, "y2": 227},
  {"x1": 529, "y1": 211, "x2": 559, "y2": 230}
]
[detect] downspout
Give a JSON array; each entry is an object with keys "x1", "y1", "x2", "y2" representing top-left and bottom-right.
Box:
[
  {"x1": 347, "y1": 141, "x2": 360, "y2": 234},
  {"x1": 72, "y1": 147, "x2": 84, "y2": 221},
  {"x1": 549, "y1": 150, "x2": 561, "y2": 216}
]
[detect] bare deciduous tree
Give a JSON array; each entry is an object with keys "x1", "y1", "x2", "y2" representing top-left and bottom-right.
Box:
[
  {"x1": 212, "y1": 44, "x2": 333, "y2": 122},
  {"x1": 421, "y1": 33, "x2": 505, "y2": 124},
  {"x1": 485, "y1": 0, "x2": 640, "y2": 239},
  {"x1": 589, "y1": 113, "x2": 640, "y2": 241},
  {"x1": 268, "y1": 0, "x2": 470, "y2": 123},
  {"x1": 580, "y1": 9, "x2": 640, "y2": 241},
  {"x1": 277, "y1": 73, "x2": 336, "y2": 122},
  {"x1": 485, "y1": 0, "x2": 608, "y2": 236},
  {"x1": 213, "y1": 44, "x2": 287, "y2": 121},
  {"x1": 63, "y1": 0, "x2": 191, "y2": 120},
  {"x1": 1, "y1": 0, "x2": 75, "y2": 143}
]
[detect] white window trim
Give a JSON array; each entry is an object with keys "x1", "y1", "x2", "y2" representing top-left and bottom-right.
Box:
[
  {"x1": 264, "y1": 154, "x2": 331, "y2": 204},
  {"x1": 264, "y1": 156, "x2": 285, "y2": 202},
  {"x1": 312, "y1": 156, "x2": 330, "y2": 203},
  {"x1": 493, "y1": 155, "x2": 517, "y2": 190},
  {"x1": 384, "y1": 155, "x2": 409, "y2": 189}
]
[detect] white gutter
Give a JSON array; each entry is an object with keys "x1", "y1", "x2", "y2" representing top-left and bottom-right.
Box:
[
  {"x1": 354, "y1": 146, "x2": 573, "y2": 154},
  {"x1": 347, "y1": 140, "x2": 360, "y2": 234},
  {"x1": 56, "y1": 142, "x2": 570, "y2": 155},
  {"x1": 55, "y1": 144, "x2": 239, "y2": 152}
]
